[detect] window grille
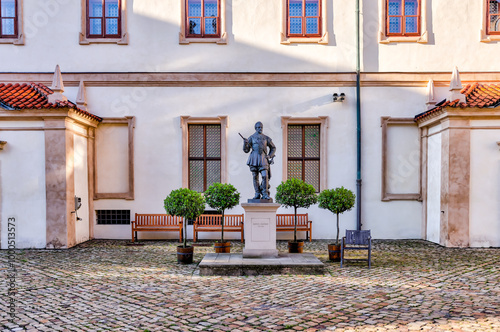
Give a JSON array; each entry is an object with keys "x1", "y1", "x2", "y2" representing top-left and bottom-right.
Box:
[
  {"x1": 287, "y1": 125, "x2": 320, "y2": 192},
  {"x1": 188, "y1": 124, "x2": 221, "y2": 192},
  {"x1": 96, "y1": 210, "x2": 131, "y2": 225}
]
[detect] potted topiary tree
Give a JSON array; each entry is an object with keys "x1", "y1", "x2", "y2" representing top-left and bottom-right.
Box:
[
  {"x1": 164, "y1": 188, "x2": 205, "y2": 264},
  {"x1": 275, "y1": 178, "x2": 317, "y2": 253},
  {"x1": 204, "y1": 183, "x2": 241, "y2": 253},
  {"x1": 318, "y1": 186, "x2": 356, "y2": 261}
]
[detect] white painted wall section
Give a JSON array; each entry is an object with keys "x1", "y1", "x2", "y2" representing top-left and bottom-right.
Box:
[{"x1": 0, "y1": 129, "x2": 46, "y2": 249}]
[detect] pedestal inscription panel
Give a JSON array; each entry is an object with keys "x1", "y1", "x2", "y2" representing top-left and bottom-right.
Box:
[{"x1": 251, "y1": 219, "x2": 270, "y2": 242}]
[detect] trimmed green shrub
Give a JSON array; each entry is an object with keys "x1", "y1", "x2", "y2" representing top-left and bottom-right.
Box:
[
  {"x1": 275, "y1": 178, "x2": 317, "y2": 242},
  {"x1": 164, "y1": 188, "x2": 205, "y2": 248},
  {"x1": 318, "y1": 187, "x2": 356, "y2": 245},
  {"x1": 204, "y1": 183, "x2": 240, "y2": 242}
]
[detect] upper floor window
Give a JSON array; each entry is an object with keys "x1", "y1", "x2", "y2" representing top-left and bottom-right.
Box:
[
  {"x1": 80, "y1": 0, "x2": 127, "y2": 44},
  {"x1": 287, "y1": 0, "x2": 321, "y2": 37},
  {"x1": 0, "y1": 0, "x2": 17, "y2": 38},
  {"x1": 281, "y1": 0, "x2": 327, "y2": 44},
  {"x1": 186, "y1": 0, "x2": 220, "y2": 38},
  {"x1": 180, "y1": 0, "x2": 226, "y2": 44},
  {"x1": 488, "y1": 0, "x2": 500, "y2": 34},
  {"x1": 386, "y1": 0, "x2": 420, "y2": 36},
  {"x1": 87, "y1": 0, "x2": 121, "y2": 38}
]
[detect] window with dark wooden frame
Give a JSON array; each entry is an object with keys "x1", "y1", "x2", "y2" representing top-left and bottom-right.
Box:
[
  {"x1": 188, "y1": 124, "x2": 221, "y2": 192},
  {"x1": 488, "y1": 0, "x2": 500, "y2": 34},
  {"x1": 386, "y1": 0, "x2": 420, "y2": 36},
  {"x1": 287, "y1": 124, "x2": 320, "y2": 192},
  {"x1": 287, "y1": 0, "x2": 321, "y2": 37},
  {"x1": 186, "y1": 0, "x2": 220, "y2": 38},
  {"x1": 87, "y1": 0, "x2": 121, "y2": 38},
  {"x1": 0, "y1": 0, "x2": 17, "y2": 38}
]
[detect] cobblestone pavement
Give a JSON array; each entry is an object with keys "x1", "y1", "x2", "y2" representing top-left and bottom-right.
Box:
[{"x1": 1, "y1": 240, "x2": 499, "y2": 332}]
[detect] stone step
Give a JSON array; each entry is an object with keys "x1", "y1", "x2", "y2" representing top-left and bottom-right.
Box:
[{"x1": 199, "y1": 252, "x2": 325, "y2": 276}]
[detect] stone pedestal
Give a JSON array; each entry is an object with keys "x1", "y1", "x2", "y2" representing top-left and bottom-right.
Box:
[{"x1": 241, "y1": 203, "x2": 280, "y2": 258}]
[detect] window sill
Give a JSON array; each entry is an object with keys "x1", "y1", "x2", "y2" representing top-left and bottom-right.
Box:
[
  {"x1": 379, "y1": 31, "x2": 428, "y2": 44},
  {"x1": 0, "y1": 34, "x2": 24, "y2": 45},
  {"x1": 179, "y1": 32, "x2": 227, "y2": 45},
  {"x1": 480, "y1": 30, "x2": 500, "y2": 42},
  {"x1": 280, "y1": 32, "x2": 328, "y2": 44},
  {"x1": 79, "y1": 33, "x2": 129, "y2": 45}
]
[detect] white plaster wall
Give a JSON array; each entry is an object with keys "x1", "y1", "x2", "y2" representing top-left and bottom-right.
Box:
[
  {"x1": 90, "y1": 85, "x2": 426, "y2": 241},
  {"x1": 363, "y1": 0, "x2": 500, "y2": 72},
  {"x1": 426, "y1": 125, "x2": 442, "y2": 244},
  {"x1": 360, "y1": 87, "x2": 423, "y2": 240},
  {"x1": 2, "y1": 0, "x2": 356, "y2": 73},
  {"x1": 95, "y1": 124, "x2": 129, "y2": 193},
  {"x1": 469, "y1": 129, "x2": 500, "y2": 247},
  {"x1": 73, "y1": 133, "x2": 90, "y2": 245},
  {"x1": 0, "y1": 128, "x2": 46, "y2": 249}
]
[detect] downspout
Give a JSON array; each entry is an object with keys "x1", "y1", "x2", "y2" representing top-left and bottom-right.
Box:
[{"x1": 355, "y1": 0, "x2": 362, "y2": 230}]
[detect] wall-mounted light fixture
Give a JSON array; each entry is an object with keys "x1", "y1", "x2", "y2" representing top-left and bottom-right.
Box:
[
  {"x1": 333, "y1": 93, "x2": 345, "y2": 102},
  {"x1": 0, "y1": 141, "x2": 6, "y2": 150}
]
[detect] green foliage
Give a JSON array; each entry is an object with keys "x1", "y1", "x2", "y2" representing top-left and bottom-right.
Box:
[
  {"x1": 204, "y1": 183, "x2": 240, "y2": 213},
  {"x1": 275, "y1": 178, "x2": 317, "y2": 242},
  {"x1": 275, "y1": 178, "x2": 317, "y2": 209},
  {"x1": 318, "y1": 186, "x2": 355, "y2": 245},
  {"x1": 318, "y1": 187, "x2": 356, "y2": 215},
  {"x1": 164, "y1": 188, "x2": 205, "y2": 247},
  {"x1": 205, "y1": 183, "x2": 240, "y2": 242}
]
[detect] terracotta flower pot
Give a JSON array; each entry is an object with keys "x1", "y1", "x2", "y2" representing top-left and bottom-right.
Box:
[
  {"x1": 288, "y1": 241, "x2": 304, "y2": 253},
  {"x1": 214, "y1": 241, "x2": 231, "y2": 253},
  {"x1": 177, "y1": 245, "x2": 194, "y2": 264},
  {"x1": 328, "y1": 244, "x2": 341, "y2": 262}
]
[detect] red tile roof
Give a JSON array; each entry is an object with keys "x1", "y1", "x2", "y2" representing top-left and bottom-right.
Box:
[
  {"x1": 415, "y1": 83, "x2": 500, "y2": 121},
  {"x1": 0, "y1": 82, "x2": 102, "y2": 121}
]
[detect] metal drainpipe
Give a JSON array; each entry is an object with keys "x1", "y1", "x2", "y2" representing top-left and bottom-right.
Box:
[{"x1": 355, "y1": 0, "x2": 362, "y2": 231}]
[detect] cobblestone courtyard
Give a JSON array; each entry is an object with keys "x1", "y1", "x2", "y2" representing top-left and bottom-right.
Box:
[{"x1": 1, "y1": 240, "x2": 499, "y2": 331}]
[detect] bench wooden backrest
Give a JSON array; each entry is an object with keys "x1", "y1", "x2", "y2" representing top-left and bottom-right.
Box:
[
  {"x1": 135, "y1": 214, "x2": 182, "y2": 226},
  {"x1": 345, "y1": 230, "x2": 371, "y2": 245},
  {"x1": 276, "y1": 214, "x2": 309, "y2": 226},
  {"x1": 196, "y1": 214, "x2": 243, "y2": 226}
]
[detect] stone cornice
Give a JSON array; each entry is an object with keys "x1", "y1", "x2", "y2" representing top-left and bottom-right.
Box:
[{"x1": 1, "y1": 72, "x2": 499, "y2": 88}]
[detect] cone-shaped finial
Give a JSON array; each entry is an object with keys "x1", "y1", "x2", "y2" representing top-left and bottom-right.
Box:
[
  {"x1": 449, "y1": 66, "x2": 463, "y2": 91},
  {"x1": 447, "y1": 67, "x2": 466, "y2": 103},
  {"x1": 48, "y1": 65, "x2": 68, "y2": 103},
  {"x1": 76, "y1": 80, "x2": 87, "y2": 110},
  {"x1": 426, "y1": 79, "x2": 437, "y2": 110}
]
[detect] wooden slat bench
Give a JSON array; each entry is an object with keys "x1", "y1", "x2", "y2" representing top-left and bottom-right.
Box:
[
  {"x1": 131, "y1": 213, "x2": 183, "y2": 243},
  {"x1": 276, "y1": 213, "x2": 312, "y2": 241},
  {"x1": 193, "y1": 214, "x2": 244, "y2": 242}
]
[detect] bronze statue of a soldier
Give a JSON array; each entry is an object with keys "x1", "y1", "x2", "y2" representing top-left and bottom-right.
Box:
[{"x1": 241, "y1": 122, "x2": 276, "y2": 200}]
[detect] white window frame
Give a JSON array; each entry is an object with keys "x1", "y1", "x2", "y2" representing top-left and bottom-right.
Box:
[
  {"x1": 379, "y1": 0, "x2": 428, "y2": 44},
  {"x1": 180, "y1": 116, "x2": 228, "y2": 188},
  {"x1": 281, "y1": 0, "x2": 328, "y2": 44},
  {"x1": 281, "y1": 116, "x2": 328, "y2": 191},
  {"x1": 179, "y1": 0, "x2": 227, "y2": 44},
  {"x1": 80, "y1": 0, "x2": 128, "y2": 45}
]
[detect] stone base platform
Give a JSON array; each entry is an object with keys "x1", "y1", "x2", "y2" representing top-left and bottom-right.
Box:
[{"x1": 199, "y1": 253, "x2": 325, "y2": 276}]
